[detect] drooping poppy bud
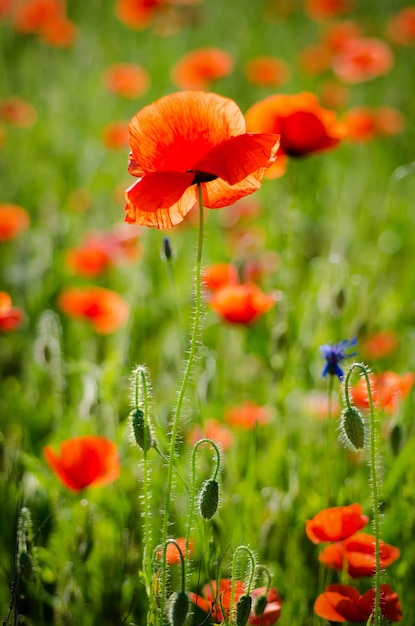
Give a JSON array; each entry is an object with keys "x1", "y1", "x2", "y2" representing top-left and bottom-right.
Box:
[
  {"x1": 236, "y1": 593, "x2": 252, "y2": 626},
  {"x1": 198, "y1": 479, "x2": 219, "y2": 519},
  {"x1": 339, "y1": 406, "x2": 365, "y2": 450},
  {"x1": 130, "y1": 407, "x2": 154, "y2": 451},
  {"x1": 168, "y1": 591, "x2": 189, "y2": 626}
]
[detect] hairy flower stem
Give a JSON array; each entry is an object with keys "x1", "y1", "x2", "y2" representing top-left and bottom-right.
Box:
[
  {"x1": 344, "y1": 364, "x2": 381, "y2": 625},
  {"x1": 186, "y1": 439, "x2": 221, "y2": 583},
  {"x1": 134, "y1": 367, "x2": 157, "y2": 621},
  {"x1": 230, "y1": 546, "x2": 257, "y2": 621},
  {"x1": 159, "y1": 183, "x2": 205, "y2": 625},
  {"x1": 326, "y1": 374, "x2": 334, "y2": 505}
]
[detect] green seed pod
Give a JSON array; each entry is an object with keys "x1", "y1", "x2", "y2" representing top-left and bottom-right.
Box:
[
  {"x1": 130, "y1": 408, "x2": 153, "y2": 452},
  {"x1": 198, "y1": 479, "x2": 219, "y2": 520},
  {"x1": 340, "y1": 406, "x2": 365, "y2": 450},
  {"x1": 236, "y1": 594, "x2": 252, "y2": 626},
  {"x1": 390, "y1": 423, "x2": 402, "y2": 456},
  {"x1": 168, "y1": 591, "x2": 189, "y2": 626},
  {"x1": 253, "y1": 593, "x2": 268, "y2": 617}
]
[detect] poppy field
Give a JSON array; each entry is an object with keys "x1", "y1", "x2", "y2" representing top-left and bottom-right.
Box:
[{"x1": 2, "y1": 0, "x2": 415, "y2": 624}]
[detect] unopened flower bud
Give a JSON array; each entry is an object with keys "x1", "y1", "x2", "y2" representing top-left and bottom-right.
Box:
[
  {"x1": 168, "y1": 591, "x2": 189, "y2": 626},
  {"x1": 198, "y1": 479, "x2": 219, "y2": 520},
  {"x1": 253, "y1": 593, "x2": 268, "y2": 616},
  {"x1": 130, "y1": 408, "x2": 154, "y2": 452},
  {"x1": 236, "y1": 593, "x2": 252, "y2": 626},
  {"x1": 340, "y1": 406, "x2": 365, "y2": 450}
]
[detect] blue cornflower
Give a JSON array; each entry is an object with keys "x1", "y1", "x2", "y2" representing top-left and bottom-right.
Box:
[{"x1": 320, "y1": 338, "x2": 358, "y2": 380}]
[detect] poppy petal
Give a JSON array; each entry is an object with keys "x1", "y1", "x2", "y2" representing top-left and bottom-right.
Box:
[
  {"x1": 125, "y1": 173, "x2": 197, "y2": 229},
  {"x1": 193, "y1": 133, "x2": 279, "y2": 185},
  {"x1": 128, "y1": 92, "x2": 246, "y2": 175}
]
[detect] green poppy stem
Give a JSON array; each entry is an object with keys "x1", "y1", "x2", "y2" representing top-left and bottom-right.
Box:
[
  {"x1": 344, "y1": 364, "x2": 381, "y2": 625},
  {"x1": 158, "y1": 183, "x2": 205, "y2": 625}
]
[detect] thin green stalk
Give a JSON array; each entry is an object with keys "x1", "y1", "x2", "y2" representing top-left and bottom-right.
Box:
[
  {"x1": 158, "y1": 183, "x2": 205, "y2": 625},
  {"x1": 344, "y1": 364, "x2": 380, "y2": 625},
  {"x1": 230, "y1": 546, "x2": 257, "y2": 622},
  {"x1": 326, "y1": 374, "x2": 334, "y2": 506},
  {"x1": 186, "y1": 439, "x2": 221, "y2": 584}
]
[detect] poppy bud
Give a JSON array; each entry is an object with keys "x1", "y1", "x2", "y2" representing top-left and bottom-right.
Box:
[
  {"x1": 198, "y1": 479, "x2": 219, "y2": 519},
  {"x1": 168, "y1": 591, "x2": 189, "y2": 626},
  {"x1": 130, "y1": 408, "x2": 154, "y2": 452},
  {"x1": 163, "y1": 237, "x2": 173, "y2": 260},
  {"x1": 236, "y1": 593, "x2": 252, "y2": 626},
  {"x1": 339, "y1": 406, "x2": 365, "y2": 450},
  {"x1": 253, "y1": 593, "x2": 268, "y2": 616},
  {"x1": 390, "y1": 423, "x2": 402, "y2": 456}
]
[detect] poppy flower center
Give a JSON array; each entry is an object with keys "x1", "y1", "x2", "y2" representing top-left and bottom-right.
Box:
[{"x1": 186, "y1": 168, "x2": 218, "y2": 184}]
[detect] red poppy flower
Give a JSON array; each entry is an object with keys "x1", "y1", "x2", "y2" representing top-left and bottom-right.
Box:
[
  {"x1": 202, "y1": 263, "x2": 239, "y2": 292},
  {"x1": 387, "y1": 7, "x2": 415, "y2": 47},
  {"x1": 0, "y1": 203, "x2": 30, "y2": 241},
  {"x1": 0, "y1": 97, "x2": 37, "y2": 128},
  {"x1": 314, "y1": 583, "x2": 402, "y2": 622},
  {"x1": 0, "y1": 292, "x2": 24, "y2": 332},
  {"x1": 245, "y1": 92, "x2": 344, "y2": 163},
  {"x1": 156, "y1": 537, "x2": 194, "y2": 564},
  {"x1": 101, "y1": 121, "x2": 130, "y2": 150},
  {"x1": 124, "y1": 91, "x2": 279, "y2": 229},
  {"x1": 322, "y1": 20, "x2": 362, "y2": 54},
  {"x1": 250, "y1": 587, "x2": 282, "y2": 625},
  {"x1": 319, "y1": 532, "x2": 400, "y2": 578},
  {"x1": 187, "y1": 418, "x2": 234, "y2": 451},
  {"x1": 361, "y1": 330, "x2": 399, "y2": 360},
  {"x1": 351, "y1": 371, "x2": 415, "y2": 414},
  {"x1": 40, "y1": 17, "x2": 76, "y2": 47},
  {"x1": 306, "y1": 504, "x2": 369, "y2": 544},
  {"x1": 0, "y1": 0, "x2": 12, "y2": 20},
  {"x1": 224, "y1": 402, "x2": 271, "y2": 429},
  {"x1": 171, "y1": 48, "x2": 234, "y2": 90},
  {"x1": 103, "y1": 63, "x2": 150, "y2": 98},
  {"x1": 189, "y1": 578, "x2": 245, "y2": 623},
  {"x1": 65, "y1": 227, "x2": 140, "y2": 277},
  {"x1": 114, "y1": 0, "x2": 166, "y2": 30},
  {"x1": 244, "y1": 56, "x2": 290, "y2": 87},
  {"x1": 210, "y1": 283, "x2": 275, "y2": 325},
  {"x1": 333, "y1": 37, "x2": 394, "y2": 83},
  {"x1": 58, "y1": 286, "x2": 129, "y2": 334},
  {"x1": 320, "y1": 80, "x2": 349, "y2": 110},
  {"x1": 12, "y1": 0, "x2": 65, "y2": 33},
  {"x1": 304, "y1": 0, "x2": 352, "y2": 21},
  {"x1": 43, "y1": 435, "x2": 120, "y2": 492}
]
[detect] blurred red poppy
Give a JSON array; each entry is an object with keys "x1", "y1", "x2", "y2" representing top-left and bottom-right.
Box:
[
  {"x1": 304, "y1": 0, "x2": 352, "y2": 21},
  {"x1": 187, "y1": 419, "x2": 234, "y2": 451},
  {"x1": 189, "y1": 578, "x2": 245, "y2": 623},
  {"x1": 103, "y1": 63, "x2": 150, "y2": 98},
  {"x1": 0, "y1": 0, "x2": 11, "y2": 20},
  {"x1": 244, "y1": 56, "x2": 290, "y2": 87},
  {"x1": 333, "y1": 37, "x2": 393, "y2": 83},
  {"x1": 171, "y1": 48, "x2": 234, "y2": 89},
  {"x1": 65, "y1": 227, "x2": 140, "y2": 277},
  {"x1": 387, "y1": 7, "x2": 415, "y2": 47},
  {"x1": 351, "y1": 371, "x2": 415, "y2": 414},
  {"x1": 0, "y1": 292, "x2": 24, "y2": 332},
  {"x1": 250, "y1": 587, "x2": 282, "y2": 625},
  {"x1": 245, "y1": 92, "x2": 344, "y2": 167},
  {"x1": 190, "y1": 581, "x2": 282, "y2": 625},
  {"x1": 319, "y1": 532, "x2": 400, "y2": 578},
  {"x1": 322, "y1": 20, "x2": 362, "y2": 54},
  {"x1": 40, "y1": 17, "x2": 76, "y2": 47},
  {"x1": 319, "y1": 80, "x2": 349, "y2": 109},
  {"x1": 114, "y1": 0, "x2": 165, "y2": 30},
  {"x1": 156, "y1": 537, "x2": 194, "y2": 564},
  {"x1": 306, "y1": 504, "x2": 368, "y2": 543},
  {"x1": 124, "y1": 91, "x2": 279, "y2": 229},
  {"x1": 224, "y1": 402, "x2": 271, "y2": 429},
  {"x1": 0, "y1": 97, "x2": 37, "y2": 127},
  {"x1": 12, "y1": 0, "x2": 65, "y2": 32},
  {"x1": 210, "y1": 283, "x2": 275, "y2": 325},
  {"x1": 43, "y1": 435, "x2": 120, "y2": 492},
  {"x1": 101, "y1": 121, "x2": 130, "y2": 149},
  {"x1": 202, "y1": 263, "x2": 239, "y2": 292},
  {"x1": 58, "y1": 286, "x2": 129, "y2": 334},
  {"x1": 0, "y1": 203, "x2": 30, "y2": 241},
  {"x1": 361, "y1": 330, "x2": 399, "y2": 360},
  {"x1": 314, "y1": 583, "x2": 402, "y2": 622}
]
